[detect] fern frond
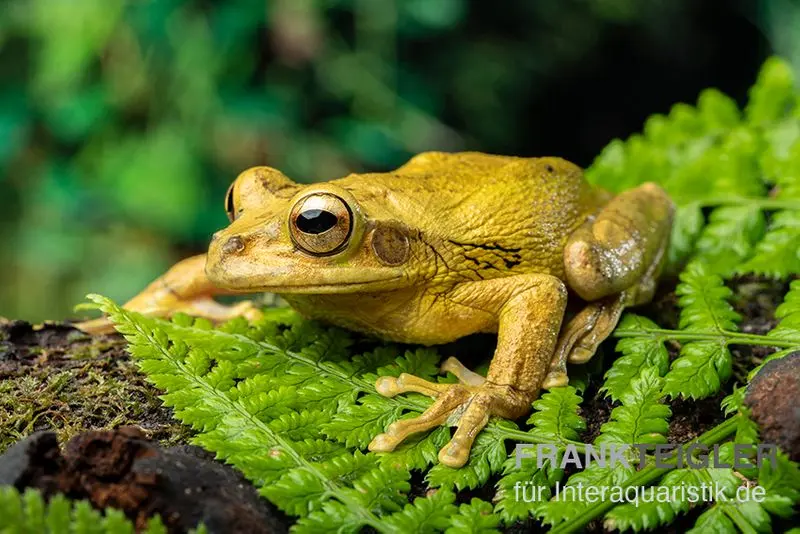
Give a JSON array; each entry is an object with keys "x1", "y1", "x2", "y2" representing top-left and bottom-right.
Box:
[
  {"x1": 662, "y1": 264, "x2": 739, "y2": 399},
  {"x1": 675, "y1": 263, "x2": 741, "y2": 331},
  {"x1": 692, "y1": 206, "x2": 766, "y2": 276},
  {"x1": 525, "y1": 386, "x2": 586, "y2": 443},
  {"x1": 770, "y1": 279, "x2": 800, "y2": 340},
  {"x1": 738, "y1": 209, "x2": 800, "y2": 277},
  {"x1": 597, "y1": 367, "x2": 671, "y2": 445},
  {"x1": 0, "y1": 487, "x2": 169, "y2": 533},
  {"x1": 494, "y1": 456, "x2": 565, "y2": 524},
  {"x1": 602, "y1": 315, "x2": 670, "y2": 401},
  {"x1": 445, "y1": 498, "x2": 501, "y2": 534},
  {"x1": 380, "y1": 489, "x2": 458, "y2": 533},
  {"x1": 684, "y1": 451, "x2": 800, "y2": 534},
  {"x1": 537, "y1": 462, "x2": 637, "y2": 527},
  {"x1": 604, "y1": 467, "x2": 740, "y2": 532},
  {"x1": 537, "y1": 368, "x2": 670, "y2": 526},
  {"x1": 493, "y1": 387, "x2": 585, "y2": 523},
  {"x1": 91, "y1": 295, "x2": 404, "y2": 531},
  {"x1": 744, "y1": 56, "x2": 797, "y2": 125}
]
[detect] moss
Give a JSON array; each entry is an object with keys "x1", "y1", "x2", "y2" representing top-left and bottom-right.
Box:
[{"x1": 0, "y1": 319, "x2": 191, "y2": 453}]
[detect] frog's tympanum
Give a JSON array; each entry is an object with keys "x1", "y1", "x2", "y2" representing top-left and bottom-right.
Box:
[{"x1": 80, "y1": 152, "x2": 673, "y2": 468}]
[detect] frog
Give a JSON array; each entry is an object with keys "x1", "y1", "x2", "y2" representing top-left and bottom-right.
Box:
[{"x1": 78, "y1": 152, "x2": 674, "y2": 468}]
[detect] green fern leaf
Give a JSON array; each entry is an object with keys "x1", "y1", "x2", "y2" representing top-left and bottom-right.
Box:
[
  {"x1": 378, "y1": 426, "x2": 451, "y2": 471},
  {"x1": 687, "y1": 505, "x2": 737, "y2": 534},
  {"x1": 738, "y1": 210, "x2": 800, "y2": 277},
  {"x1": 662, "y1": 264, "x2": 738, "y2": 398},
  {"x1": 675, "y1": 263, "x2": 741, "y2": 331},
  {"x1": 445, "y1": 498, "x2": 501, "y2": 534},
  {"x1": 666, "y1": 202, "x2": 704, "y2": 269},
  {"x1": 745, "y1": 56, "x2": 796, "y2": 124},
  {"x1": 603, "y1": 315, "x2": 670, "y2": 401},
  {"x1": 538, "y1": 368, "x2": 670, "y2": 526},
  {"x1": 381, "y1": 489, "x2": 458, "y2": 533},
  {"x1": 769, "y1": 279, "x2": 800, "y2": 340},
  {"x1": 720, "y1": 387, "x2": 761, "y2": 444},
  {"x1": 525, "y1": 386, "x2": 585, "y2": 443},
  {"x1": 662, "y1": 341, "x2": 733, "y2": 400},
  {"x1": 292, "y1": 501, "x2": 362, "y2": 534},
  {"x1": 537, "y1": 462, "x2": 637, "y2": 527},
  {"x1": 597, "y1": 367, "x2": 671, "y2": 445},
  {"x1": 604, "y1": 467, "x2": 740, "y2": 533},
  {"x1": 493, "y1": 386, "x2": 585, "y2": 523},
  {"x1": 493, "y1": 456, "x2": 565, "y2": 524},
  {"x1": 322, "y1": 396, "x2": 403, "y2": 449},
  {"x1": 693, "y1": 206, "x2": 766, "y2": 276},
  {"x1": 0, "y1": 487, "x2": 167, "y2": 533},
  {"x1": 343, "y1": 465, "x2": 411, "y2": 514},
  {"x1": 684, "y1": 453, "x2": 799, "y2": 534}
]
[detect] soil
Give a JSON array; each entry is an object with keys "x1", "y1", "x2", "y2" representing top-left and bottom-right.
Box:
[
  {"x1": 0, "y1": 275, "x2": 796, "y2": 532},
  {"x1": 0, "y1": 318, "x2": 190, "y2": 452}
]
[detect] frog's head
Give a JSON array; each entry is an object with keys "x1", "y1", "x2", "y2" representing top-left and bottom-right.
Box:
[{"x1": 206, "y1": 166, "x2": 419, "y2": 294}]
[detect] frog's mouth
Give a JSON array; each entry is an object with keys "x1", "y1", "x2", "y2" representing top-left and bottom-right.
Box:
[{"x1": 205, "y1": 255, "x2": 409, "y2": 294}]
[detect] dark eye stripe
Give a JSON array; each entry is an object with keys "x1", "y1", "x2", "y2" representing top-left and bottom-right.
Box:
[{"x1": 297, "y1": 209, "x2": 338, "y2": 234}]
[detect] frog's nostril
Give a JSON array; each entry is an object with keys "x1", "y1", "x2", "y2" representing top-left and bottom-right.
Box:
[{"x1": 222, "y1": 236, "x2": 245, "y2": 254}]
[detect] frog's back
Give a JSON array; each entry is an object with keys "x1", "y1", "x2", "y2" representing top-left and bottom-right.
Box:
[{"x1": 335, "y1": 152, "x2": 609, "y2": 278}]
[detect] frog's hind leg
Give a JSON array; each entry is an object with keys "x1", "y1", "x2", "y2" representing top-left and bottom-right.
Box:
[
  {"x1": 542, "y1": 294, "x2": 626, "y2": 388},
  {"x1": 75, "y1": 255, "x2": 263, "y2": 334},
  {"x1": 543, "y1": 182, "x2": 673, "y2": 388}
]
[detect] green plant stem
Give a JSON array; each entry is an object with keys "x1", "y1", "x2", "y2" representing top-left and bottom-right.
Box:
[
  {"x1": 548, "y1": 416, "x2": 739, "y2": 534},
  {"x1": 697, "y1": 197, "x2": 800, "y2": 211},
  {"x1": 489, "y1": 427, "x2": 587, "y2": 452},
  {"x1": 695, "y1": 471, "x2": 760, "y2": 534},
  {"x1": 614, "y1": 326, "x2": 800, "y2": 348},
  {"x1": 723, "y1": 505, "x2": 759, "y2": 534}
]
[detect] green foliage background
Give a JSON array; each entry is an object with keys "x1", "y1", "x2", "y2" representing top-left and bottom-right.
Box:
[{"x1": 0, "y1": 0, "x2": 797, "y2": 321}]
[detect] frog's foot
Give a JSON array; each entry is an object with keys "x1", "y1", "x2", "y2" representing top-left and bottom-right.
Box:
[
  {"x1": 542, "y1": 293, "x2": 626, "y2": 389},
  {"x1": 368, "y1": 357, "x2": 529, "y2": 468},
  {"x1": 74, "y1": 254, "x2": 263, "y2": 335},
  {"x1": 75, "y1": 294, "x2": 263, "y2": 335}
]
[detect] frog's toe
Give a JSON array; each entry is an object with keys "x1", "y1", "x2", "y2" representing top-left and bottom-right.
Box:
[
  {"x1": 375, "y1": 373, "x2": 450, "y2": 398},
  {"x1": 440, "y1": 356, "x2": 486, "y2": 386},
  {"x1": 369, "y1": 386, "x2": 470, "y2": 452},
  {"x1": 438, "y1": 398, "x2": 491, "y2": 467},
  {"x1": 73, "y1": 317, "x2": 117, "y2": 335},
  {"x1": 542, "y1": 369, "x2": 569, "y2": 389}
]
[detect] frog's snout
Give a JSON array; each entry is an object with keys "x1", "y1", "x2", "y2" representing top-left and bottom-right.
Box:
[{"x1": 221, "y1": 235, "x2": 246, "y2": 254}]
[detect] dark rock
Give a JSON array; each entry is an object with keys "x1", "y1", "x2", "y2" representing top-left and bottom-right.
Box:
[
  {"x1": 0, "y1": 427, "x2": 288, "y2": 533},
  {"x1": 745, "y1": 352, "x2": 800, "y2": 461},
  {"x1": 0, "y1": 431, "x2": 62, "y2": 487}
]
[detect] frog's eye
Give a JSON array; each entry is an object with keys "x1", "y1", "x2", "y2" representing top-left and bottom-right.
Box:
[
  {"x1": 225, "y1": 182, "x2": 237, "y2": 223},
  {"x1": 290, "y1": 194, "x2": 352, "y2": 255}
]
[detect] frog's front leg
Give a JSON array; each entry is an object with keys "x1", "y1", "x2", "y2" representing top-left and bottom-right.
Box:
[
  {"x1": 368, "y1": 274, "x2": 567, "y2": 468},
  {"x1": 75, "y1": 255, "x2": 263, "y2": 334}
]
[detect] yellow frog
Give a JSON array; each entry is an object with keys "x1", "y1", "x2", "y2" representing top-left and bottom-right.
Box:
[{"x1": 79, "y1": 152, "x2": 673, "y2": 468}]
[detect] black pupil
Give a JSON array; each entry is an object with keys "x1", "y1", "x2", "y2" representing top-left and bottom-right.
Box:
[{"x1": 297, "y1": 209, "x2": 338, "y2": 234}]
